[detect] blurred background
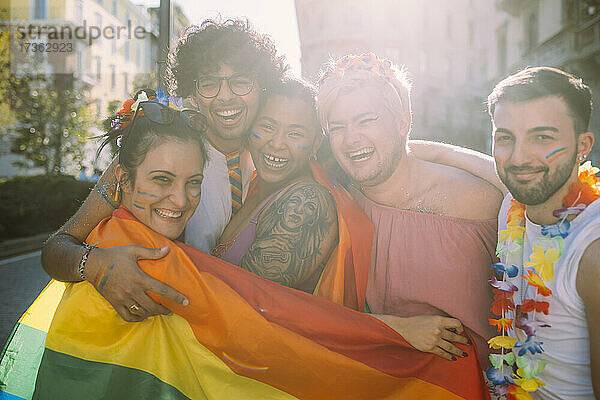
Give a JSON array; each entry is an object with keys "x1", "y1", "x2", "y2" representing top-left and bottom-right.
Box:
[{"x1": 0, "y1": 0, "x2": 599, "y2": 345}]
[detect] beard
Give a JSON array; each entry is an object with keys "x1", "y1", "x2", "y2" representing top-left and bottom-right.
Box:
[
  {"x1": 498, "y1": 151, "x2": 577, "y2": 205},
  {"x1": 347, "y1": 138, "x2": 404, "y2": 188}
]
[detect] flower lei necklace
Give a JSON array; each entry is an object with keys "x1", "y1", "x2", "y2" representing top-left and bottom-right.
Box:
[{"x1": 486, "y1": 161, "x2": 600, "y2": 399}]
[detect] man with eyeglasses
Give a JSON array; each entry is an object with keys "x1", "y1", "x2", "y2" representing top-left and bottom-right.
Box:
[{"x1": 40, "y1": 19, "x2": 287, "y2": 322}]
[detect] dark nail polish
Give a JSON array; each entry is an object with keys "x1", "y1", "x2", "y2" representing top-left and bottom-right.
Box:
[
  {"x1": 451, "y1": 356, "x2": 457, "y2": 361},
  {"x1": 462, "y1": 352, "x2": 468, "y2": 357}
]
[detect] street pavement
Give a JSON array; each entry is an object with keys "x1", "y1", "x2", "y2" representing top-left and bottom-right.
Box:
[{"x1": 0, "y1": 251, "x2": 51, "y2": 349}]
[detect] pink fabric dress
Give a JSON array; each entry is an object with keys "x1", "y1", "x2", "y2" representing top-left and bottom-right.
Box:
[{"x1": 351, "y1": 188, "x2": 497, "y2": 364}]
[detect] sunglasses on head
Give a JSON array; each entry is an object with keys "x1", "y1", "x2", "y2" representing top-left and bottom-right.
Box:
[{"x1": 131, "y1": 101, "x2": 208, "y2": 133}]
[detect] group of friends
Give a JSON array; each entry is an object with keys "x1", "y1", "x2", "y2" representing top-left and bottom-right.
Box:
[{"x1": 28, "y1": 18, "x2": 600, "y2": 399}]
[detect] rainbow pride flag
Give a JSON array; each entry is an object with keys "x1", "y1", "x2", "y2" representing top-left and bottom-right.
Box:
[{"x1": 1, "y1": 204, "x2": 490, "y2": 399}]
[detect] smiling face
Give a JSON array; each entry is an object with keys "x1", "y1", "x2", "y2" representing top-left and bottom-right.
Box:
[
  {"x1": 492, "y1": 96, "x2": 579, "y2": 206},
  {"x1": 118, "y1": 140, "x2": 205, "y2": 240},
  {"x1": 249, "y1": 94, "x2": 321, "y2": 187},
  {"x1": 195, "y1": 63, "x2": 261, "y2": 142},
  {"x1": 327, "y1": 85, "x2": 405, "y2": 187}
]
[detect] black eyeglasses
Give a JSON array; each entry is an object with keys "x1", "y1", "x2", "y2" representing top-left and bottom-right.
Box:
[
  {"x1": 131, "y1": 101, "x2": 207, "y2": 133},
  {"x1": 194, "y1": 74, "x2": 255, "y2": 98}
]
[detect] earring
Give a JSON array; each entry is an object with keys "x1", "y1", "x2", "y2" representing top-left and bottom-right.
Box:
[
  {"x1": 578, "y1": 154, "x2": 587, "y2": 162},
  {"x1": 114, "y1": 182, "x2": 120, "y2": 203}
]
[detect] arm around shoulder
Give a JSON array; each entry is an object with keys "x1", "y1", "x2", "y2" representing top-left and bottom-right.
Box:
[
  {"x1": 409, "y1": 139, "x2": 507, "y2": 195},
  {"x1": 41, "y1": 159, "x2": 119, "y2": 281},
  {"x1": 576, "y1": 238, "x2": 600, "y2": 397}
]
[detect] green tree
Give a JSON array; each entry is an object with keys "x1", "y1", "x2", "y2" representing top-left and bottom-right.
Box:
[{"x1": 9, "y1": 72, "x2": 94, "y2": 174}]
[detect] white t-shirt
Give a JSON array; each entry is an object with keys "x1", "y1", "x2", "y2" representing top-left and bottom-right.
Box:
[
  {"x1": 185, "y1": 141, "x2": 253, "y2": 252},
  {"x1": 498, "y1": 194, "x2": 599, "y2": 399}
]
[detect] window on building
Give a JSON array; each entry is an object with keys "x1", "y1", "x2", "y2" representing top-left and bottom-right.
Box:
[
  {"x1": 446, "y1": 13, "x2": 452, "y2": 38},
  {"x1": 497, "y1": 28, "x2": 507, "y2": 74},
  {"x1": 525, "y1": 13, "x2": 538, "y2": 52},
  {"x1": 76, "y1": 49, "x2": 82, "y2": 73},
  {"x1": 111, "y1": 65, "x2": 116, "y2": 89},
  {"x1": 96, "y1": 57, "x2": 101, "y2": 82},
  {"x1": 33, "y1": 0, "x2": 48, "y2": 19},
  {"x1": 112, "y1": 0, "x2": 117, "y2": 16},
  {"x1": 95, "y1": 13, "x2": 102, "y2": 46},
  {"x1": 136, "y1": 43, "x2": 140, "y2": 67},
  {"x1": 96, "y1": 99, "x2": 102, "y2": 118},
  {"x1": 124, "y1": 72, "x2": 129, "y2": 96},
  {"x1": 111, "y1": 34, "x2": 117, "y2": 54},
  {"x1": 75, "y1": 0, "x2": 83, "y2": 24},
  {"x1": 419, "y1": 51, "x2": 428, "y2": 73},
  {"x1": 125, "y1": 41, "x2": 130, "y2": 61},
  {"x1": 468, "y1": 21, "x2": 474, "y2": 47}
]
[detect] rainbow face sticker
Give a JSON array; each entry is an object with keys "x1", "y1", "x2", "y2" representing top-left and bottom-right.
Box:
[
  {"x1": 133, "y1": 202, "x2": 146, "y2": 210},
  {"x1": 545, "y1": 147, "x2": 568, "y2": 163},
  {"x1": 251, "y1": 131, "x2": 262, "y2": 140}
]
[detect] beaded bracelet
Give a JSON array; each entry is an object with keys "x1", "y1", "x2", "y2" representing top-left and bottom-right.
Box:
[{"x1": 78, "y1": 243, "x2": 96, "y2": 281}]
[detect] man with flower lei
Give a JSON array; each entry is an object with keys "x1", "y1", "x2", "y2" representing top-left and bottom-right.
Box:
[{"x1": 484, "y1": 67, "x2": 600, "y2": 399}]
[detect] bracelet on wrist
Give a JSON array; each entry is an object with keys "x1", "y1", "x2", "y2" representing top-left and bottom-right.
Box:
[{"x1": 78, "y1": 243, "x2": 96, "y2": 281}]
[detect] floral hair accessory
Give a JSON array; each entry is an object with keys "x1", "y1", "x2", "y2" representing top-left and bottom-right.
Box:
[
  {"x1": 111, "y1": 90, "x2": 158, "y2": 133},
  {"x1": 155, "y1": 88, "x2": 185, "y2": 111},
  {"x1": 317, "y1": 53, "x2": 399, "y2": 87}
]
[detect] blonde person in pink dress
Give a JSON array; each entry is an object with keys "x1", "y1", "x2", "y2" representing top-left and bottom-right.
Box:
[{"x1": 316, "y1": 53, "x2": 503, "y2": 366}]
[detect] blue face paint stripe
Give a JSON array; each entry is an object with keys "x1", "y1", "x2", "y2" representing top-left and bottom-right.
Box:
[
  {"x1": 136, "y1": 190, "x2": 158, "y2": 198},
  {"x1": 251, "y1": 131, "x2": 262, "y2": 139},
  {"x1": 133, "y1": 203, "x2": 146, "y2": 210},
  {"x1": 192, "y1": 191, "x2": 201, "y2": 198}
]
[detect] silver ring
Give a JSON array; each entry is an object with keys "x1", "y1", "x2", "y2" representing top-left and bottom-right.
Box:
[{"x1": 129, "y1": 303, "x2": 142, "y2": 314}]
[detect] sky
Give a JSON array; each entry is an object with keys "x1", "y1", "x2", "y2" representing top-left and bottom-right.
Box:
[{"x1": 134, "y1": 0, "x2": 302, "y2": 74}]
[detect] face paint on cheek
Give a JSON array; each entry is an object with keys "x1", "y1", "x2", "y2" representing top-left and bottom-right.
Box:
[
  {"x1": 136, "y1": 190, "x2": 158, "y2": 198},
  {"x1": 192, "y1": 191, "x2": 201, "y2": 199},
  {"x1": 251, "y1": 131, "x2": 262, "y2": 140},
  {"x1": 133, "y1": 202, "x2": 146, "y2": 210},
  {"x1": 297, "y1": 144, "x2": 311, "y2": 150},
  {"x1": 546, "y1": 147, "x2": 569, "y2": 163}
]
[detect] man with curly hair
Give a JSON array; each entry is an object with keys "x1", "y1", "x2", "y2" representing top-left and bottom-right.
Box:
[
  {"x1": 41, "y1": 18, "x2": 287, "y2": 322},
  {"x1": 165, "y1": 20, "x2": 287, "y2": 252}
]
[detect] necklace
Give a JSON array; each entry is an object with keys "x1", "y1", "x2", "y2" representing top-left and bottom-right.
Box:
[{"x1": 486, "y1": 162, "x2": 600, "y2": 399}]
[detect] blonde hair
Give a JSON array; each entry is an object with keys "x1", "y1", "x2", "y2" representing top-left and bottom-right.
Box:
[{"x1": 316, "y1": 54, "x2": 412, "y2": 135}]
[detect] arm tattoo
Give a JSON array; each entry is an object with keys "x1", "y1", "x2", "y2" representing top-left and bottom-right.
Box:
[{"x1": 240, "y1": 181, "x2": 337, "y2": 289}]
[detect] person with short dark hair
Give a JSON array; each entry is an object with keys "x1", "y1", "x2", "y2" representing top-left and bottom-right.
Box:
[{"x1": 486, "y1": 67, "x2": 598, "y2": 399}]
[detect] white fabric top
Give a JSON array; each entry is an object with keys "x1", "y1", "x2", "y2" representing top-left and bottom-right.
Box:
[
  {"x1": 498, "y1": 194, "x2": 599, "y2": 400},
  {"x1": 185, "y1": 141, "x2": 253, "y2": 252}
]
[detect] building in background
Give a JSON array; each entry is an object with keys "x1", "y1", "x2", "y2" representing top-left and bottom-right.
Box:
[
  {"x1": 295, "y1": 0, "x2": 600, "y2": 161},
  {"x1": 1, "y1": 0, "x2": 190, "y2": 178}
]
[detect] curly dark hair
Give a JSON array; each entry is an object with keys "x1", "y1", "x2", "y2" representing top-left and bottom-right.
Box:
[{"x1": 166, "y1": 18, "x2": 288, "y2": 98}]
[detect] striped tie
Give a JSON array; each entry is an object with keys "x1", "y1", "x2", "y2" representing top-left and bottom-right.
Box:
[{"x1": 226, "y1": 150, "x2": 242, "y2": 215}]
